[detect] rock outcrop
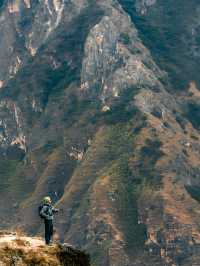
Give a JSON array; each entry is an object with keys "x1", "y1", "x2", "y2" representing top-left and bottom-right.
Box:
[{"x1": 0, "y1": 232, "x2": 90, "y2": 266}]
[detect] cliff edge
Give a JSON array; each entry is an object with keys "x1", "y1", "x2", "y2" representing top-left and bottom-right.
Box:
[{"x1": 0, "y1": 232, "x2": 90, "y2": 266}]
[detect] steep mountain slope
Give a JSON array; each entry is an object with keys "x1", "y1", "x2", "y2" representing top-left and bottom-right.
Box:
[
  {"x1": 119, "y1": 0, "x2": 200, "y2": 90},
  {"x1": 0, "y1": 0, "x2": 200, "y2": 265}
]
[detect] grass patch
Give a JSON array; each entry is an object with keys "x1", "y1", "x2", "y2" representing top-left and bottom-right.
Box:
[
  {"x1": 185, "y1": 185, "x2": 200, "y2": 203},
  {"x1": 120, "y1": 32, "x2": 131, "y2": 45},
  {"x1": 0, "y1": 160, "x2": 20, "y2": 193},
  {"x1": 93, "y1": 122, "x2": 148, "y2": 255},
  {"x1": 90, "y1": 86, "x2": 141, "y2": 125},
  {"x1": 118, "y1": 0, "x2": 200, "y2": 90},
  {"x1": 112, "y1": 157, "x2": 147, "y2": 253},
  {"x1": 184, "y1": 101, "x2": 200, "y2": 130},
  {"x1": 138, "y1": 139, "x2": 164, "y2": 186}
]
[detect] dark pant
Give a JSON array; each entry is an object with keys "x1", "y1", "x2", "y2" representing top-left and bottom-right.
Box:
[{"x1": 44, "y1": 219, "x2": 53, "y2": 244}]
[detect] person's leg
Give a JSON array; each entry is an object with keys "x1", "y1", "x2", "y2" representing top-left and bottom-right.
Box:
[
  {"x1": 45, "y1": 220, "x2": 51, "y2": 244},
  {"x1": 49, "y1": 220, "x2": 53, "y2": 243}
]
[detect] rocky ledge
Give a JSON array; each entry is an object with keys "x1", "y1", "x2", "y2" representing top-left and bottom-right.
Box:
[{"x1": 0, "y1": 232, "x2": 90, "y2": 266}]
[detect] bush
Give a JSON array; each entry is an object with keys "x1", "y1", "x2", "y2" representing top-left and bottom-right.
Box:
[
  {"x1": 115, "y1": 158, "x2": 147, "y2": 252},
  {"x1": 139, "y1": 139, "x2": 164, "y2": 186},
  {"x1": 120, "y1": 33, "x2": 131, "y2": 45},
  {"x1": 185, "y1": 185, "x2": 200, "y2": 203},
  {"x1": 184, "y1": 102, "x2": 200, "y2": 130}
]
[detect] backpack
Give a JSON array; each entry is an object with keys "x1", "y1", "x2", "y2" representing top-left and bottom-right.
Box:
[{"x1": 38, "y1": 204, "x2": 45, "y2": 219}]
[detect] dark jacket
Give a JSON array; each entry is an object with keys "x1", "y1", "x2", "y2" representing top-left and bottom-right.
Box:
[{"x1": 40, "y1": 203, "x2": 58, "y2": 220}]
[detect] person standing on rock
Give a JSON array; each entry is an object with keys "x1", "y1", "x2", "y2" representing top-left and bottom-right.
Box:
[{"x1": 39, "y1": 196, "x2": 59, "y2": 245}]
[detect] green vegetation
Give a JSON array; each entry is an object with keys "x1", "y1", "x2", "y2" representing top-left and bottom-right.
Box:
[
  {"x1": 1, "y1": 2, "x2": 104, "y2": 115},
  {"x1": 118, "y1": 0, "x2": 200, "y2": 90},
  {"x1": 185, "y1": 185, "x2": 200, "y2": 203},
  {"x1": 60, "y1": 118, "x2": 148, "y2": 265},
  {"x1": 111, "y1": 157, "x2": 147, "y2": 252},
  {"x1": 0, "y1": 160, "x2": 19, "y2": 193},
  {"x1": 85, "y1": 125, "x2": 145, "y2": 264},
  {"x1": 120, "y1": 32, "x2": 131, "y2": 45},
  {"x1": 0, "y1": 159, "x2": 33, "y2": 199},
  {"x1": 140, "y1": 139, "x2": 163, "y2": 164},
  {"x1": 101, "y1": 101, "x2": 138, "y2": 125},
  {"x1": 106, "y1": 137, "x2": 164, "y2": 257},
  {"x1": 103, "y1": 127, "x2": 162, "y2": 253},
  {"x1": 90, "y1": 87, "x2": 140, "y2": 125},
  {"x1": 184, "y1": 102, "x2": 200, "y2": 130},
  {"x1": 175, "y1": 113, "x2": 187, "y2": 130},
  {"x1": 94, "y1": 122, "x2": 148, "y2": 257},
  {"x1": 0, "y1": 2, "x2": 168, "y2": 263},
  {"x1": 151, "y1": 107, "x2": 162, "y2": 119},
  {"x1": 62, "y1": 94, "x2": 96, "y2": 126},
  {"x1": 61, "y1": 86, "x2": 140, "y2": 131},
  {"x1": 138, "y1": 139, "x2": 164, "y2": 186},
  {"x1": 90, "y1": 241, "x2": 111, "y2": 266}
]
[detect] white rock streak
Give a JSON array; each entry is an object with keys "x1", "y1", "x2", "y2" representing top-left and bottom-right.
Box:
[
  {"x1": 9, "y1": 56, "x2": 22, "y2": 76},
  {"x1": 12, "y1": 103, "x2": 26, "y2": 152},
  {"x1": 45, "y1": 0, "x2": 65, "y2": 38},
  {"x1": 24, "y1": 0, "x2": 31, "y2": 8},
  {"x1": 0, "y1": 80, "x2": 4, "y2": 89}
]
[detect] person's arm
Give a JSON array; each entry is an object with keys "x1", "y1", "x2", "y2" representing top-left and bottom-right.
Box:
[
  {"x1": 40, "y1": 205, "x2": 50, "y2": 219},
  {"x1": 52, "y1": 207, "x2": 59, "y2": 213}
]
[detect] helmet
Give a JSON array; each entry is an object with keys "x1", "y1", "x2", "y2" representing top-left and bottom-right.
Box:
[{"x1": 43, "y1": 196, "x2": 51, "y2": 204}]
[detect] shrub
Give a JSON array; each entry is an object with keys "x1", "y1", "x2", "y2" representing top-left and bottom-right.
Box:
[{"x1": 184, "y1": 102, "x2": 200, "y2": 130}]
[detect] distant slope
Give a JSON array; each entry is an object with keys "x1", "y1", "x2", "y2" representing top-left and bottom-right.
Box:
[{"x1": 119, "y1": 0, "x2": 200, "y2": 90}]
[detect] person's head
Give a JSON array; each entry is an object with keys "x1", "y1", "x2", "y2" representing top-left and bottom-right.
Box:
[{"x1": 43, "y1": 196, "x2": 52, "y2": 204}]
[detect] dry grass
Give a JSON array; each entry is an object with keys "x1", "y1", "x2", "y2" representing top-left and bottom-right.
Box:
[
  {"x1": 13, "y1": 238, "x2": 30, "y2": 247},
  {"x1": 0, "y1": 233, "x2": 90, "y2": 266},
  {"x1": 15, "y1": 227, "x2": 26, "y2": 238},
  {"x1": 0, "y1": 246, "x2": 60, "y2": 266}
]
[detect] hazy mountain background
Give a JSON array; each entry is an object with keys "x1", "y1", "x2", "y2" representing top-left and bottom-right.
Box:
[{"x1": 0, "y1": 1, "x2": 200, "y2": 265}]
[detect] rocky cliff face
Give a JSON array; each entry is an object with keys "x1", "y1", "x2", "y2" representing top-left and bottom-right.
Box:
[{"x1": 0, "y1": 0, "x2": 200, "y2": 265}]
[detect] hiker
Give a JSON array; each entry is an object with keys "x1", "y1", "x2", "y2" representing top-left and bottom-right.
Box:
[{"x1": 39, "y1": 196, "x2": 59, "y2": 245}]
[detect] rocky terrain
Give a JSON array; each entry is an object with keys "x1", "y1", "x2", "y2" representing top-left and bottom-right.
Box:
[
  {"x1": 0, "y1": 231, "x2": 90, "y2": 265},
  {"x1": 0, "y1": 0, "x2": 200, "y2": 265}
]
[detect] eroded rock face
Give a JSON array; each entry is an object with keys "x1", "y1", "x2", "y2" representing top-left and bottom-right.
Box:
[
  {"x1": 0, "y1": 0, "x2": 200, "y2": 266},
  {"x1": 0, "y1": 0, "x2": 88, "y2": 84},
  {"x1": 0, "y1": 100, "x2": 26, "y2": 159},
  {"x1": 119, "y1": 0, "x2": 200, "y2": 89}
]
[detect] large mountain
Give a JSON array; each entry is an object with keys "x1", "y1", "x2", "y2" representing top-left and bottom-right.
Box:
[{"x1": 0, "y1": 0, "x2": 200, "y2": 265}]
